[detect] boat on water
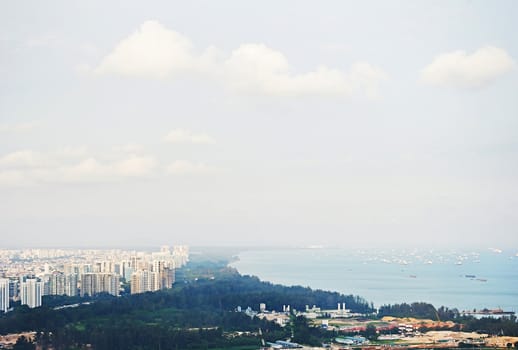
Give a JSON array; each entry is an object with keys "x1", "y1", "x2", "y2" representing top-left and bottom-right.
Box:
[{"x1": 465, "y1": 274, "x2": 476, "y2": 278}]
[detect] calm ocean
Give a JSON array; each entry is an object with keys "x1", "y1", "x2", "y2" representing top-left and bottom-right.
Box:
[{"x1": 230, "y1": 248, "x2": 518, "y2": 312}]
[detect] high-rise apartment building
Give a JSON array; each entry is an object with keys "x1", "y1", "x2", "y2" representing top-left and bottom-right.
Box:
[
  {"x1": 160, "y1": 267, "x2": 175, "y2": 289},
  {"x1": 130, "y1": 261, "x2": 175, "y2": 295},
  {"x1": 65, "y1": 274, "x2": 78, "y2": 297},
  {"x1": 130, "y1": 270, "x2": 160, "y2": 294},
  {"x1": 42, "y1": 272, "x2": 78, "y2": 297},
  {"x1": 172, "y1": 245, "x2": 189, "y2": 268},
  {"x1": 63, "y1": 263, "x2": 77, "y2": 275},
  {"x1": 20, "y1": 279, "x2": 43, "y2": 308},
  {"x1": 123, "y1": 266, "x2": 134, "y2": 283},
  {"x1": 8, "y1": 279, "x2": 18, "y2": 301},
  {"x1": 49, "y1": 273, "x2": 65, "y2": 295},
  {"x1": 80, "y1": 273, "x2": 119, "y2": 297},
  {"x1": 0, "y1": 278, "x2": 9, "y2": 313}
]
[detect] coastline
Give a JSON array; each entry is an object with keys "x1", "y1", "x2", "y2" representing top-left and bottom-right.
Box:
[{"x1": 229, "y1": 246, "x2": 518, "y2": 312}]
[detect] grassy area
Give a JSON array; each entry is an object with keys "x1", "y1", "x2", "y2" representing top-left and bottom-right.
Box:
[{"x1": 73, "y1": 323, "x2": 86, "y2": 331}]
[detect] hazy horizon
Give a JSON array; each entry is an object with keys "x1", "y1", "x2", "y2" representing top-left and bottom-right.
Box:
[
  {"x1": 2, "y1": 1, "x2": 518, "y2": 249},
  {"x1": 1, "y1": 242, "x2": 516, "y2": 253}
]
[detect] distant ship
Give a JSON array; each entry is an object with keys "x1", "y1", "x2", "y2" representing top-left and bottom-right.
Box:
[{"x1": 465, "y1": 274, "x2": 476, "y2": 278}]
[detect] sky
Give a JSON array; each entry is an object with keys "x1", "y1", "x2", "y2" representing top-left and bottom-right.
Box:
[{"x1": 1, "y1": 1, "x2": 517, "y2": 249}]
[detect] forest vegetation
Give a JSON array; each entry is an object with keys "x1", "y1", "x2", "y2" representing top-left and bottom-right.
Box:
[{"x1": 1, "y1": 256, "x2": 517, "y2": 349}]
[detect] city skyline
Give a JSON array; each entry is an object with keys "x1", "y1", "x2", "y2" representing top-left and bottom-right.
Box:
[
  {"x1": 1, "y1": 1, "x2": 518, "y2": 248},
  {"x1": 0, "y1": 244, "x2": 189, "y2": 313}
]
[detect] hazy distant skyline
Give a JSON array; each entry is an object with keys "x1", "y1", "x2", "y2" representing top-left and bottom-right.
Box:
[{"x1": 1, "y1": 1, "x2": 517, "y2": 248}]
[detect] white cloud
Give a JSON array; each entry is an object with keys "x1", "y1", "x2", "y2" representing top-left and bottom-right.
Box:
[
  {"x1": 113, "y1": 155, "x2": 156, "y2": 177},
  {"x1": 0, "y1": 150, "x2": 49, "y2": 168},
  {"x1": 60, "y1": 158, "x2": 106, "y2": 181},
  {"x1": 0, "y1": 149, "x2": 157, "y2": 186},
  {"x1": 61, "y1": 155, "x2": 156, "y2": 181},
  {"x1": 0, "y1": 121, "x2": 40, "y2": 133},
  {"x1": 0, "y1": 170, "x2": 29, "y2": 187},
  {"x1": 95, "y1": 20, "x2": 201, "y2": 79},
  {"x1": 166, "y1": 160, "x2": 215, "y2": 175},
  {"x1": 223, "y1": 44, "x2": 387, "y2": 97},
  {"x1": 163, "y1": 129, "x2": 215, "y2": 144},
  {"x1": 93, "y1": 20, "x2": 387, "y2": 98},
  {"x1": 224, "y1": 44, "x2": 351, "y2": 96},
  {"x1": 0, "y1": 148, "x2": 220, "y2": 186},
  {"x1": 349, "y1": 62, "x2": 389, "y2": 99},
  {"x1": 421, "y1": 46, "x2": 515, "y2": 88}
]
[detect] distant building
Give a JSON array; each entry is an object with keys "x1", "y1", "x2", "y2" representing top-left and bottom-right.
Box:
[
  {"x1": 154, "y1": 261, "x2": 175, "y2": 289},
  {"x1": 80, "y1": 273, "x2": 119, "y2": 297},
  {"x1": 8, "y1": 279, "x2": 19, "y2": 301},
  {"x1": 63, "y1": 263, "x2": 77, "y2": 275},
  {"x1": 64, "y1": 274, "x2": 78, "y2": 297},
  {"x1": 161, "y1": 267, "x2": 175, "y2": 289},
  {"x1": 130, "y1": 263, "x2": 174, "y2": 295},
  {"x1": 49, "y1": 273, "x2": 65, "y2": 295},
  {"x1": 0, "y1": 278, "x2": 9, "y2": 312},
  {"x1": 123, "y1": 266, "x2": 134, "y2": 282},
  {"x1": 43, "y1": 273, "x2": 79, "y2": 297},
  {"x1": 172, "y1": 245, "x2": 189, "y2": 267},
  {"x1": 20, "y1": 279, "x2": 43, "y2": 308},
  {"x1": 131, "y1": 270, "x2": 159, "y2": 294}
]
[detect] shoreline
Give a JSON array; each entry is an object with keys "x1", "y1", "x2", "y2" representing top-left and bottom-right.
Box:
[{"x1": 228, "y1": 247, "x2": 518, "y2": 312}]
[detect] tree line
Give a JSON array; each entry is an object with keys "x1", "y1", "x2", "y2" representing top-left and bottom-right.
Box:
[{"x1": 0, "y1": 265, "x2": 373, "y2": 349}]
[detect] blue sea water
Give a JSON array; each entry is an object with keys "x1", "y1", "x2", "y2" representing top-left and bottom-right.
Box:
[{"x1": 230, "y1": 248, "x2": 518, "y2": 312}]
